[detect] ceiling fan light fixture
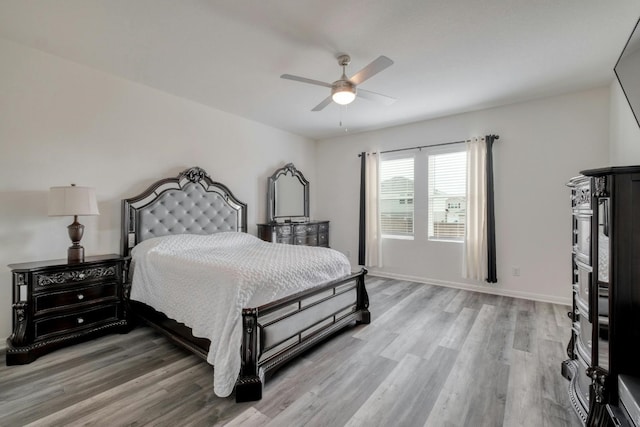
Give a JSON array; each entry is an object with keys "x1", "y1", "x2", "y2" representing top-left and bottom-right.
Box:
[{"x1": 331, "y1": 80, "x2": 356, "y2": 105}]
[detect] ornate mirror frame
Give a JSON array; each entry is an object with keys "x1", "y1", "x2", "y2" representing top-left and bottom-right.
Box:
[
  {"x1": 267, "y1": 163, "x2": 309, "y2": 223},
  {"x1": 614, "y1": 17, "x2": 640, "y2": 128}
]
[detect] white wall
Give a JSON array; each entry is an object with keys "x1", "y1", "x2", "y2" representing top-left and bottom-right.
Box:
[
  {"x1": 0, "y1": 38, "x2": 316, "y2": 342},
  {"x1": 316, "y1": 88, "x2": 611, "y2": 305},
  {"x1": 609, "y1": 79, "x2": 640, "y2": 164}
]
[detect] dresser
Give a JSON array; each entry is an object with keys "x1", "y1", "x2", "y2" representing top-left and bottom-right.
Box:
[
  {"x1": 563, "y1": 167, "x2": 640, "y2": 426},
  {"x1": 6, "y1": 254, "x2": 129, "y2": 365},
  {"x1": 257, "y1": 221, "x2": 329, "y2": 247}
]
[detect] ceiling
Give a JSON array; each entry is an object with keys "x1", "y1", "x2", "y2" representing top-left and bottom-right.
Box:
[{"x1": 1, "y1": 0, "x2": 639, "y2": 140}]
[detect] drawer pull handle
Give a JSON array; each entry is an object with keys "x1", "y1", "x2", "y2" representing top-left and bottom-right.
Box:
[
  {"x1": 78, "y1": 273, "x2": 86, "y2": 279},
  {"x1": 77, "y1": 317, "x2": 84, "y2": 324},
  {"x1": 77, "y1": 293, "x2": 84, "y2": 300}
]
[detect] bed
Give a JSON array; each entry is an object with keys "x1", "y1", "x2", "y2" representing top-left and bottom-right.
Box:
[{"x1": 121, "y1": 166, "x2": 369, "y2": 402}]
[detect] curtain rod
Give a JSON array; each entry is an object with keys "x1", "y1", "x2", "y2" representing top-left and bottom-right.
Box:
[{"x1": 358, "y1": 134, "x2": 500, "y2": 157}]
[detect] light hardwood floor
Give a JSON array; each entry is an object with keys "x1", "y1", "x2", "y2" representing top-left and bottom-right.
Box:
[{"x1": 1, "y1": 277, "x2": 582, "y2": 426}]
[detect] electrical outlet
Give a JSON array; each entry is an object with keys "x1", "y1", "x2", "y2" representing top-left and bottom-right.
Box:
[{"x1": 512, "y1": 267, "x2": 521, "y2": 277}]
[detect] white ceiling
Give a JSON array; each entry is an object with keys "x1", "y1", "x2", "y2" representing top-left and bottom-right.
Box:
[{"x1": 1, "y1": 0, "x2": 639, "y2": 140}]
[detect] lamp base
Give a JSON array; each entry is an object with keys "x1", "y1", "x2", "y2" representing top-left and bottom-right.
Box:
[
  {"x1": 67, "y1": 217, "x2": 85, "y2": 263},
  {"x1": 68, "y1": 245, "x2": 85, "y2": 264}
]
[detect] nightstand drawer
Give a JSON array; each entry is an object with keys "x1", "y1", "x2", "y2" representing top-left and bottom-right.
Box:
[
  {"x1": 319, "y1": 233, "x2": 328, "y2": 247},
  {"x1": 34, "y1": 283, "x2": 119, "y2": 315},
  {"x1": 35, "y1": 304, "x2": 119, "y2": 340},
  {"x1": 33, "y1": 263, "x2": 120, "y2": 292}
]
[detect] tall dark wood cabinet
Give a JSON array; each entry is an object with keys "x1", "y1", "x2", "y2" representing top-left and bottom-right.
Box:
[
  {"x1": 563, "y1": 167, "x2": 640, "y2": 426},
  {"x1": 6, "y1": 254, "x2": 129, "y2": 365}
]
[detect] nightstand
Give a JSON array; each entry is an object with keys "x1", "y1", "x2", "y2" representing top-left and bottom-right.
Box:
[{"x1": 6, "y1": 254, "x2": 129, "y2": 365}]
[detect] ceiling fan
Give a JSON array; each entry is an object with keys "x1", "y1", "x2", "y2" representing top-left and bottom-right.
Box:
[{"x1": 281, "y1": 54, "x2": 396, "y2": 111}]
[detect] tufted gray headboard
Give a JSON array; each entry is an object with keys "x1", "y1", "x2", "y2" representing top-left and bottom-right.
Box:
[{"x1": 121, "y1": 167, "x2": 247, "y2": 256}]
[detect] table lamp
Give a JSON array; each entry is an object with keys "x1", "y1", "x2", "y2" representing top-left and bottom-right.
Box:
[{"x1": 48, "y1": 184, "x2": 100, "y2": 263}]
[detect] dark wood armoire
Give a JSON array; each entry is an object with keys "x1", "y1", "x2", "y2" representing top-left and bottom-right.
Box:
[{"x1": 564, "y1": 167, "x2": 640, "y2": 426}]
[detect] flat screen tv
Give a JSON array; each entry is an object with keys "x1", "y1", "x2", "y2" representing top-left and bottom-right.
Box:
[{"x1": 615, "y1": 17, "x2": 640, "y2": 129}]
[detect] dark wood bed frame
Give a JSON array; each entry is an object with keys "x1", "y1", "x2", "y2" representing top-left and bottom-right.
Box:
[{"x1": 121, "y1": 167, "x2": 369, "y2": 402}]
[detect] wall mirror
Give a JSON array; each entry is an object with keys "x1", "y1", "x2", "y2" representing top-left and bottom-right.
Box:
[
  {"x1": 267, "y1": 163, "x2": 309, "y2": 223},
  {"x1": 615, "y1": 17, "x2": 640, "y2": 128}
]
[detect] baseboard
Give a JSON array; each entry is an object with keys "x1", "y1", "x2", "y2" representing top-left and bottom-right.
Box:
[{"x1": 367, "y1": 270, "x2": 572, "y2": 306}]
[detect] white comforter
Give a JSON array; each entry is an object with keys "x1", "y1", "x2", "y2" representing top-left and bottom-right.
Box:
[{"x1": 130, "y1": 232, "x2": 351, "y2": 397}]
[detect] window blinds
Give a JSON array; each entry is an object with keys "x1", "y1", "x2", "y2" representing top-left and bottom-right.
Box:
[
  {"x1": 428, "y1": 151, "x2": 467, "y2": 241},
  {"x1": 380, "y1": 156, "x2": 414, "y2": 237}
]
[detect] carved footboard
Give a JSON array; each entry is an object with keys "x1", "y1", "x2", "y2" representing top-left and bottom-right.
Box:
[
  {"x1": 128, "y1": 268, "x2": 369, "y2": 402},
  {"x1": 236, "y1": 268, "x2": 369, "y2": 402}
]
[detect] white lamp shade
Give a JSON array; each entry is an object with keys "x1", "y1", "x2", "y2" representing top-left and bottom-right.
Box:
[{"x1": 48, "y1": 186, "x2": 100, "y2": 216}]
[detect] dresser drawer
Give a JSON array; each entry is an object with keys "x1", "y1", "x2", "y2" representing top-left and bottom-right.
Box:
[
  {"x1": 318, "y1": 222, "x2": 329, "y2": 233},
  {"x1": 306, "y1": 235, "x2": 318, "y2": 246},
  {"x1": 294, "y1": 236, "x2": 306, "y2": 245},
  {"x1": 293, "y1": 224, "x2": 307, "y2": 236},
  {"x1": 276, "y1": 237, "x2": 293, "y2": 244},
  {"x1": 579, "y1": 315, "x2": 593, "y2": 357},
  {"x1": 275, "y1": 225, "x2": 292, "y2": 237},
  {"x1": 318, "y1": 233, "x2": 328, "y2": 247},
  {"x1": 573, "y1": 313, "x2": 593, "y2": 364},
  {"x1": 573, "y1": 214, "x2": 592, "y2": 265},
  {"x1": 35, "y1": 304, "x2": 119, "y2": 341},
  {"x1": 306, "y1": 224, "x2": 318, "y2": 234},
  {"x1": 574, "y1": 260, "x2": 592, "y2": 314},
  {"x1": 575, "y1": 354, "x2": 591, "y2": 410},
  {"x1": 34, "y1": 283, "x2": 119, "y2": 316},
  {"x1": 33, "y1": 263, "x2": 121, "y2": 292}
]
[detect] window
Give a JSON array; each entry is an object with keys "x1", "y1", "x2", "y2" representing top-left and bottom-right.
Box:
[
  {"x1": 428, "y1": 150, "x2": 467, "y2": 241},
  {"x1": 380, "y1": 155, "x2": 414, "y2": 238}
]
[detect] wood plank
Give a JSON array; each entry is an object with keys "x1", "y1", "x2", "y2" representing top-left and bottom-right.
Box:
[{"x1": 0, "y1": 279, "x2": 582, "y2": 427}]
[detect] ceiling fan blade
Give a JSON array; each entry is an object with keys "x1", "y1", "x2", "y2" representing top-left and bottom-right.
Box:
[
  {"x1": 311, "y1": 96, "x2": 333, "y2": 111},
  {"x1": 357, "y1": 88, "x2": 397, "y2": 106},
  {"x1": 349, "y1": 56, "x2": 394, "y2": 85},
  {"x1": 281, "y1": 74, "x2": 332, "y2": 88}
]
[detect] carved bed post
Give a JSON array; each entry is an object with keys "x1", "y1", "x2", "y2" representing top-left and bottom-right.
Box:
[
  {"x1": 356, "y1": 268, "x2": 370, "y2": 324},
  {"x1": 236, "y1": 308, "x2": 263, "y2": 402}
]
